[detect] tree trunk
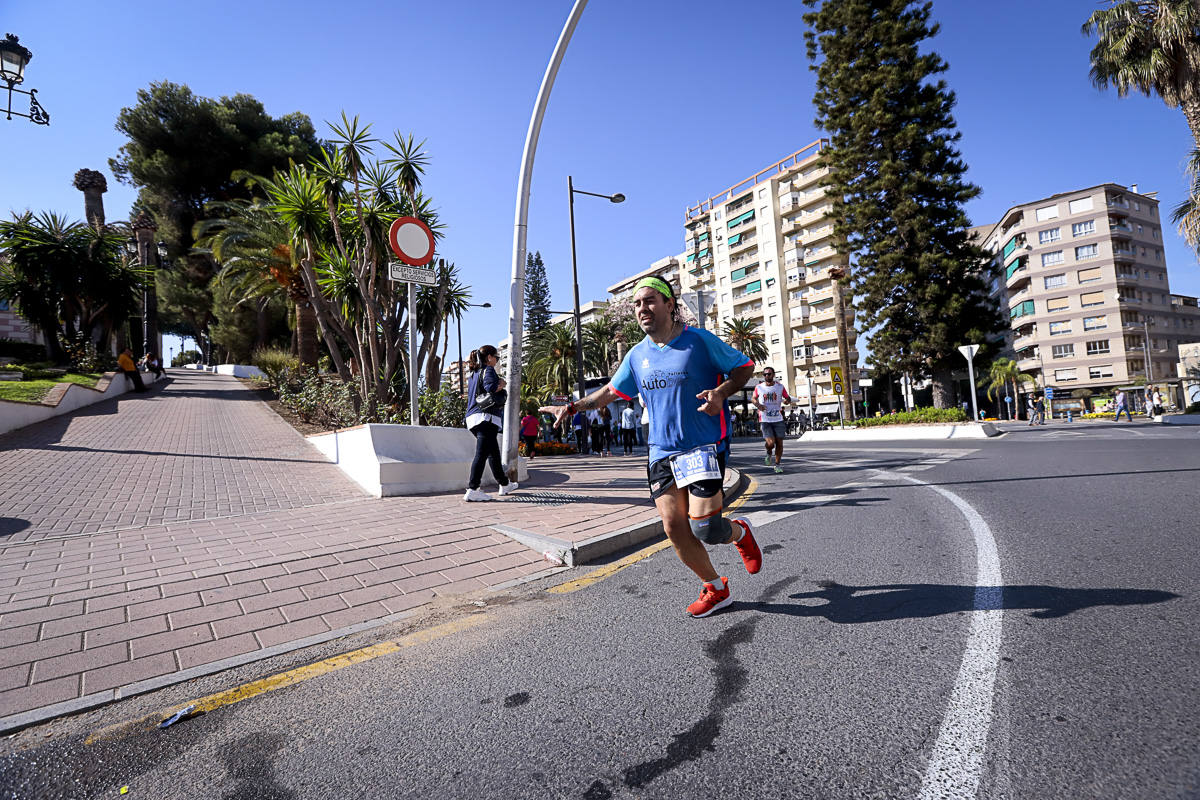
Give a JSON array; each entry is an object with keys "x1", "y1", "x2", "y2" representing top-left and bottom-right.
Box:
[
  {"x1": 295, "y1": 300, "x2": 319, "y2": 370},
  {"x1": 256, "y1": 298, "x2": 270, "y2": 353},
  {"x1": 1182, "y1": 97, "x2": 1200, "y2": 152},
  {"x1": 930, "y1": 368, "x2": 955, "y2": 409}
]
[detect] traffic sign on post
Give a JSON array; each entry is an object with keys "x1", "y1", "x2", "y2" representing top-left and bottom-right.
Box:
[
  {"x1": 387, "y1": 215, "x2": 436, "y2": 429},
  {"x1": 388, "y1": 263, "x2": 437, "y2": 285},
  {"x1": 388, "y1": 216, "x2": 435, "y2": 266},
  {"x1": 830, "y1": 367, "x2": 843, "y2": 384},
  {"x1": 1044, "y1": 387, "x2": 1054, "y2": 400}
]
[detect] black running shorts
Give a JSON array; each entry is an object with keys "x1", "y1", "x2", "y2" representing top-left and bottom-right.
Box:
[{"x1": 646, "y1": 449, "x2": 727, "y2": 501}]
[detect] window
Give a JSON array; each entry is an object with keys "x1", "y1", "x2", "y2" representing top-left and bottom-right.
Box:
[
  {"x1": 1077, "y1": 267, "x2": 1103, "y2": 284},
  {"x1": 1054, "y1": 368, "x2": 1078, "y2": 381},
  {"x1": 1083, "y1": 315, "x2": 1108, "y2": 330},
  {"x1": 1086, "y1": 339, "x2": 1110, "y2": 355},
  {"x1": 771, "y1": 337, "x2": 779, "y2": 345},
  {"x1": 1039, "y1": 228, "x2": 1061, "y2": 244},
  {"x1": 1049, "y1": 320, "x2": 1072, "y2": 336},
  {"x1": 1153, "y1": 227, "x2": 1160, "y2": 239},
  {"x1": 1046, "y1": 296, "x2": 1069, "y2": 312},
  {"x1": 1042, "y1": 251, "x2": 1064, "y2": 266},
  {"x1": 758, "y1": 188, "x2": 767, "y2": 198},
  {"x1": 1075, "y1": 244, "x2": 1098, "y2": 260},
  {"x1": 1036, "y1": 204, "x2": 1060, "y2": 222},
  {"x1": 1044, "y1": 274, "x2": 1067, "y2": 289},
  {"x1": 1052, "y1": 343, "x2": 1075, "y2": 359},
  {"x1": 1069, "y1": 197, "x2": 1095, "y2": 214},
  {"x1": 1080, "y1": 291, "x2": 1105, "y2": 307},
  {"x1": 768, "y1": 315, "x2": 777, "y2": 326},
  {"x1": 767, "y1": 297, "x2": 777, "y2": 306},
  {"x1": 1089, "y1": 365, "x2": 1115, "y2": 379},
  {"x1": 766, "y1": 278, "x2": 776, "y2": 288},
  {"x1": 1071, "y1": 220, "x2": 1095, "y2": 237}
]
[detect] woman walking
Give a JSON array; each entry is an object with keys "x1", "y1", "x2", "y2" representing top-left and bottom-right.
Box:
[{"x1": 463, "y1": 345, "x2": 516, "y2": 502}]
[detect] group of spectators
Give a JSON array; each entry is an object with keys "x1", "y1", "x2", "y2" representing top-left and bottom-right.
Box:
[{"x1": 515, "y1": 402, "x2": 647, "y2": 458}]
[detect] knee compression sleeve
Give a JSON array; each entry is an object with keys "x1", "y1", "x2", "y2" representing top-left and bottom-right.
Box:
[{"x1": 689, "y1": 509, "x2": 732, "y2": 545}]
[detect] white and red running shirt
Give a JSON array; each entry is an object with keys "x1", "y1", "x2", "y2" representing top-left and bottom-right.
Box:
[{"x1": 753, "y1": 382, "x2": 790, "y2": 422}]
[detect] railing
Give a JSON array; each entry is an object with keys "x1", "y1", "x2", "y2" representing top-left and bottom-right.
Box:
[{"x1": 685, "y1": 139, "x2": 828, "y2": 220}]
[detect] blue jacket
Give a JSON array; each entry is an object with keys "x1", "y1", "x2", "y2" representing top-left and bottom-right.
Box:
[{"x1": 465, "y1": 366, "x2": 502, "y2": 429}]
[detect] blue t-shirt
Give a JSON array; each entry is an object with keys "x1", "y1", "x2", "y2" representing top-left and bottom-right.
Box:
[{"x1": 610, "y1": 326, "x2": 753, "y2": 463}]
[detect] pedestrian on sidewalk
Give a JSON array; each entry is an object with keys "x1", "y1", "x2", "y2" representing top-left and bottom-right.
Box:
[
  {"x1": 520, "y1": 409, "x2": 540, "y2": 459},
  {"x1": 619, "y1": 403, "x2": 638, "y2": 455},
  {"x1": 1113, "y1": 389, "x2": 1133, "y2": 422},
  {"x1": 142, "y1": 352, "x2": 164, "y2": 380},
  {"x1": 1033, "y1": 395, "x2": 1046, "y2": 425},
  {"x1": 572, "y1": 409, "x2": 590, "y2": 455},
  {"x1": 117, "y1": 348, "x2": 147, "y2": 393},
  {"x1": 753, "y1": 366, "x2": 792, "y2": 474},
  {"x1": 600, "y1": 406, "x2": 615, "y2": 456},
  {"x1": 541, "y1": 277, "x2": 763, "y2": 618},
  {"x1": 1152, "y1": 386, "x2": 1164, "y2": 416},
  {"x1": 463, "y1": 345, "x2": 516, "y2": 502}
]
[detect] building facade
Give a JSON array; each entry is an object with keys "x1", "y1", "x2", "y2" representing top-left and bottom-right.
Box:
[
  {"x1": 677, "y1": 140, "x2": 858, "y2": 416},
  {"x1": 983, "y1": 183, "x2": 1200, "y2": 402},
  {"x1": 0, "y1": 300, "x2": 40, "y2": 344}
]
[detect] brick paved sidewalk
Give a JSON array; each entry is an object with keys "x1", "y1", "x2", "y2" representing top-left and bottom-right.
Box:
[{"x1": 0, "y1": 371, "x2": 671, "y2": 730}]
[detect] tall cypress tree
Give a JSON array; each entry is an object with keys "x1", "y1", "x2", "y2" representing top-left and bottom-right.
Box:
[
  {"x1": 524, "y1": 250, "x2": 551, "y2": 332},
  {"x1": 803, "y1": 0, "x2": 1003, "y2": 407}
]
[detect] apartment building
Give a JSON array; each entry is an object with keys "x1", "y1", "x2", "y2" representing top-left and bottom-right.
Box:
[
  {"x1": 607, "y1": 255, "x2": 681, "y2": 305},
  {"x1": 0, "y1": 300, "x2": 39, "y2": 343},
  {"x1": 982, "y1": 183, "x2": 1200, "y2": 401},
  {"x1": 678, "y1": 140, "x2": 857, "y2": 416}
]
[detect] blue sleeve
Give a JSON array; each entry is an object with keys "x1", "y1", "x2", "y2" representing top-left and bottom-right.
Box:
[
  {"x1": 482, "y1": 366, "x2": 499, "y2": 393},
  {"x1": 696, "y1": 328, "x2": 753, "y2": 374},
  {"x1": 610, "y1": 349, "x2": 637, "y2": 400}
]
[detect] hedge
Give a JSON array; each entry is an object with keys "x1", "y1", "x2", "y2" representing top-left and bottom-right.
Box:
[{"x1": 852, "y1": 407, "x2": 970, "y2": 427}]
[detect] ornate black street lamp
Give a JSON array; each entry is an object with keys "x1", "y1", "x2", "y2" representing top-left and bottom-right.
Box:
[{"x1": 1, "y1": 34, "x2": 50, "y2": 125}]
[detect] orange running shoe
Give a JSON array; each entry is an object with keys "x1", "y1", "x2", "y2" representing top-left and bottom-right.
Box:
[
  {"x1": 687, "y1": 577, "x2": 732, "y2": 618},
  {"x1": 731, "y1": 518, "x2": 762, "y2": 574}
]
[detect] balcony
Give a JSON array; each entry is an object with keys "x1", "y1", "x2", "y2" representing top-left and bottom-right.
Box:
[
  {"x1": 1010, "y1": 300, "x2": 1035, "y2": 320},
  {"x1": 782, "y1": 217, "x2": 803, "y2": 236},
  {"x1": 729, "y1": 233, "x2": 757, "y2": 253},
  {"x1": 809, "y1": 305, "x2": 837, "y2": 323},
  {"x1": 1013, "y1": 332, "x2": 1037, "y2": 350},
  {"x1": 809, "y1": 326, "x2": 838, "y2": 343},
  {"x1": 805, "y1": 224, "x2": 835, "y2": 245},
  {"x1": 730, "y1": 267, "x2": 760, "y2": 286},
  {"x1": 812, "y1": 348, "x2": 842, "y2": 363},
  {"x1": 779, "y1": 195, "x2": 801, "y2": 215},
  {"x1": 1005, "y1": 255, "x2": 1029, "y2": 284},
  {"x1": 741, "y1": 303, "x2": 764, "y2": 317},
  {"x1": 805, "y1": 287, "x2": 835, "y2": 304}
]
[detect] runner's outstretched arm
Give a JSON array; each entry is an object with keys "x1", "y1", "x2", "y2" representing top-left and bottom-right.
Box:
[{"x1": 539, "y1": 384, "x2": 624, "y2": 429}]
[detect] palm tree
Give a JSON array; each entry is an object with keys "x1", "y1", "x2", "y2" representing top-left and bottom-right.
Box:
[
  {"x1": 982, "y1": 357, "x2": 1037, "y2": 420},
  {"x1": 1172, "y1": 148, "x2": 1200, "y2": 251},
  {"x1": 1083, "y1": 1, "x2": 1200, "y2": 146},
  {"x1": 525, "y1": 322, "x2": 578, "y2": 397},
  {"x1": 582, "y1": 315, "x2": 623, "y2": 376},
  {"x1": 721, "y1": 317, "x2": 769, "y2": 364},
  {"x1": 193, "y1": 199, "x2": 321, "y2": 368},
  {"x1": 0, "y1": 211, "x2": 143, "y2": 361}
]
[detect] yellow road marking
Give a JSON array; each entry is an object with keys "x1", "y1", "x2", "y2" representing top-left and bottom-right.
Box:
[
  {"x1": 85, "y1": 614, "x2": 488, "y2": 745},
  {"x1": 548, "y1": 473, "x2": 759, "y2": 595}
]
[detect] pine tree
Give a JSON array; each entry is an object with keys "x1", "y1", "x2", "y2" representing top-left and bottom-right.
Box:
[
  {"x1": 803, "y1": 0, "x2": 1003, "y2": 407},
  {"x1": 524, "y1": 251, "x2": 551, "y2": 332}
]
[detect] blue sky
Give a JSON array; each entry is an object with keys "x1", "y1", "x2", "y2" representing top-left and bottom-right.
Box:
[{"x1": 3, "y1": 0, "x2": 1197, "y2": 361}]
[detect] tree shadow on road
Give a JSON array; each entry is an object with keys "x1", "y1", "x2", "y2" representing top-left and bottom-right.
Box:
[{"x1": 749, "y1": 580, "x2": 1179, "y2": 622}]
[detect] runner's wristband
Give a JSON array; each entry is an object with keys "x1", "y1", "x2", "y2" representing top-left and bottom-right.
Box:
[{"x1": 566, "y1": 402, "x2": 577, "y2": 413}]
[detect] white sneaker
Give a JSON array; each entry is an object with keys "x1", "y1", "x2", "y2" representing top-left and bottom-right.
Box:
[
  {"x1": 463, "y1": 488, "x2": 492, "y2": 502},
  {"x1": 498, "y1": 482, "x2": 519, "y2": 496}
]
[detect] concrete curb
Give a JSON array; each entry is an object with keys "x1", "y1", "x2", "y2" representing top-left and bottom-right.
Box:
[{"x1": 489, "y1": 467, "x2": 750, "y2": 568}]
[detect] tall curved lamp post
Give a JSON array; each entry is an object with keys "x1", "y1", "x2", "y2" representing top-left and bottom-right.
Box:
[
  {"x1": 501, "y1": 0, "x2": 589, "y2": 478},
  {"x1": 1, "y1": 34, "x2": 50, "y2": 125}
]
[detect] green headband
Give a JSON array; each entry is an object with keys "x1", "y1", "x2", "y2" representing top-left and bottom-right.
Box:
[{"x1": 635, "y1": 276, "x2": 674, "y2": 300}]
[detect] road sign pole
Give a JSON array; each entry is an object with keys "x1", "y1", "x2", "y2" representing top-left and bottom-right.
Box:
[{"x1": 409, "y1": 282, "x2": 418, "y2": 425}]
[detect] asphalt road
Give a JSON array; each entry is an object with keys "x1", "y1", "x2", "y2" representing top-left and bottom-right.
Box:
[{"x1": 2, "y1": 422, "x2": 1197, "y2": 799}]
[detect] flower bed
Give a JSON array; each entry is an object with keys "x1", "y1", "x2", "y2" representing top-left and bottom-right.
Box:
[
  {"x1": 852, "y1": 407, "x2": 970, "y2": 427},
  {"x1": 529, "y1": 440, "x2": 577, "y2": 456}
]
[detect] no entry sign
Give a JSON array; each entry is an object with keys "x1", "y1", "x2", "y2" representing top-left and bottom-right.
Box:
[{"x1": 388, "y1": 216, "x2": 435, "y2": 266}]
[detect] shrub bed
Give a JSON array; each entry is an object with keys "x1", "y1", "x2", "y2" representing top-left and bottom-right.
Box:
[
  {"x1": 530, "y1": 440, "x2": 577, "y2": 456},
  {"x1": 851, "y1": 407, "x2": 970, "y2": 427}
]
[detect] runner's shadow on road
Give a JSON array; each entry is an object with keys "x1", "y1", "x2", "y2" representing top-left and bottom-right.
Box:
[
  {"x1": 0, "y1": 517, "x2": 31, "y2": 540},
  {"x1": 749, "y1": 581, "x2": 1179, "y2": 622}
]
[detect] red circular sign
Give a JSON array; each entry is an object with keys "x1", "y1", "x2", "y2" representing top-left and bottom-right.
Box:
[{"x1": 388, "y1": 216, "x2": 435, "y2": 266}]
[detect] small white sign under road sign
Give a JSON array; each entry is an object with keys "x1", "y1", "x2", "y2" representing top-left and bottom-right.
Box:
[{"x1": 388, "y1": 263, "x2": 437, "y2": 286}]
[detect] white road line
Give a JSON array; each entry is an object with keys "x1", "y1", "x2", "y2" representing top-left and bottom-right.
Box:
[{"x1": 876, "y1": 470, "x2": 1003, "y2": 800}]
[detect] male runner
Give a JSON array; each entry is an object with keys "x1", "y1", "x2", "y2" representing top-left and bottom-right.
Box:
[
  {"x1": 541, "y1": 277, "x2": 763, "y2": 618},
  {"x1": 753, "y1": 367, "x2": 792, "y2": 474}
]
